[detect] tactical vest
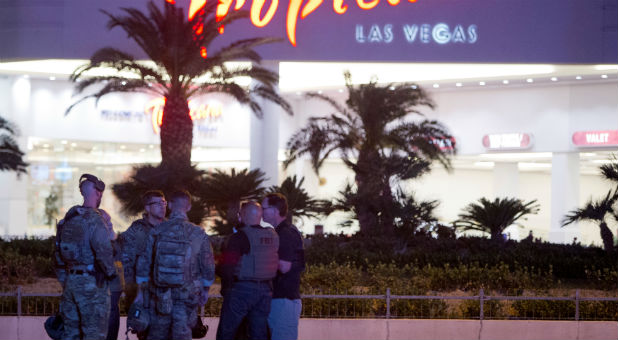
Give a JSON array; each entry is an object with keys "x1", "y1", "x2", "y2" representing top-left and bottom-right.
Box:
[
  {"x1": 235, "y1": 226, "x2": 279, "y2": 281},
  {"x1": 153, "y1": 225, "x2": 192, "y2": 288},
  {"x1": 57, "y1": 209, "x2": 99, "y2": 268}
]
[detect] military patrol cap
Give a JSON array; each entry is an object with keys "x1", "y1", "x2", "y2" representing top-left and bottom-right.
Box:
[
  {"x1": 79, "y1": 173, "x2": 105, "y2": 192},
  {"x1": 192, "y1": 316, "x2": 209, "y2": 339},
  {"x1": 127, "y1": 301, "x2": 150, "y2": 334},
  {"x1": 44, "y1": 313, "x2": 64, "y2": 340}
]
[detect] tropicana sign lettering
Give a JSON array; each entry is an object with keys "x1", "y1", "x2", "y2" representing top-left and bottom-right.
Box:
[{"x1": 169, "y1": 0, "x2": 420, "y2": 46}]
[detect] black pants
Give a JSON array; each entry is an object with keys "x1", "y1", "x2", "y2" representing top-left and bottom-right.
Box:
[{"x1": 107, "y1": 290, "x2": 121, "y2": 340}]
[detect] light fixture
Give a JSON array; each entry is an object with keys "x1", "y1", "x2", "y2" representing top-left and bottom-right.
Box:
[
  {"x1": 121, "y1": 81, "x2": 127, "y2": 85},
  {"x1": 575, "y1": 76, "x2": 582, "y2": 80},
  {"x1": 149, "y1": 145, "x2": 154, "y2": 149},
  {"x1": 432, "y1": 84, "x2": 439, "y2": 88},
  {"x1": 526, "y1": 78, "x2": 533, "y2": 83},
  {"x1": 455, "y1": 83, "x2": 462, "y2": 87},
  {"x1": 410, "y1": 85, "x2": 418, "y2": 89},
  {"x1": 479, "y1": 81, "x2": 486, "y2": 86},
  {"x1": 49, "y1": 76, "x2": 56, "y2": 81},
  {"x1": 551, "y1": 77, "x2": 558, "y2": 81},
  {"x1": 502, "y1": 80, "x2": 509, "y2": 85},
  {"x1": 389, "y1": 86, "x2": 395, "y2": 90},
  {"x1": 120, "y1": 145, "x2": 126, "y2": 149},
  {"x1": 61, "y1": 140, "x2": 68, "y2": 145},
  {"x1": 71, "y1": 143, "x2": 77, "y2": 147},
  {"x1": 338, "y1": 89, "x2": 344, "y2": 93},
  {"x1": 601, "y1": 74, "x2": 608, "y2": 79}
]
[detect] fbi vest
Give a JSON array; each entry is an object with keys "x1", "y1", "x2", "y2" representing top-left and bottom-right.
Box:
[{"x1": 235, "y1": 226, "x2": 279, "y2": 280}]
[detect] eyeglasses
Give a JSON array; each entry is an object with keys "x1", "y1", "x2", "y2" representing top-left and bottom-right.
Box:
[{"x1": 146, "y1": 200, "x2": 167, "y2": 207}]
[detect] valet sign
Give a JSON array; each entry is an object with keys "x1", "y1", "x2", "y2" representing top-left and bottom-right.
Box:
[
  {"x1": 482, "y1": 133, "x2": 533, "y2": 151},
  {"x1": 572, "y1": 130, "x2": 618, "y2": 147}
]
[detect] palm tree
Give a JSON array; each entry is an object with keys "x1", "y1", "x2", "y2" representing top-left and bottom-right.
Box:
[
  {"x1": 266, "y1": 175, "x2": 330, "y2": 224},
  {"x1": 200, "y1": 168, "x2": 267, "y2": 235},
  {"x1": 67, "y1": 1, "x2": 291, "y2": 169},
  {"x1": 454, "y1": 197, "x2": 540, "y2": 242},
  {"x1": 0, "y1": 116, "x2": 28, "y2": 175},
  {"x1": 562, "y1": 190, "x2": 617, "y2": 252},
  {"x1": 284, "y1": 72, "x2": 455, "y2": 235}
]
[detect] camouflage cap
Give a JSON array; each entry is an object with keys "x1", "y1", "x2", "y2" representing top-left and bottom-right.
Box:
[
  {"x1": 79, "y1": 173, "x2": 105, "y2": 192},
  {"x1": 127, "y1": 300, "x2": 150, "y2": 334}
]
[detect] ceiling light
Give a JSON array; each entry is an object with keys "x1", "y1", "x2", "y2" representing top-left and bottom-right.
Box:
[
  {"x1": 389, "y1": 86, "x2": 395, "y2": 90},
  {"x1": 433, "y1": 84, "x2": 439, "y2": 88},
  {"x1": 526, "y1": 78, "x2": 533, "y2": 83},
  {"x1": 139, "y1": 148, "x2": 145, "y2": 152},
  {"x1": 551, "y1": 77, "x2": 558, "y2": 81},
  {"x1": 519, "y1": 162, "x2": 551, "y2": 169},
  {"x1": 601, "y1": 74, "x2": 608, "y2": 79},
  {"x1": 338, "y1": 89, "x2": 344, "y2": 93},
  {"x1": 410, "y1": 85, "x2": 418, "y2": 89},
  {"x1": 149, "y1": 145, "x2": 154, "y2": 149},
  {"x1": 43, "y1": 144, "x2": 49, "y2": 148},
  {"x1": 480, "y1": 152, "x2": 552, "y2": 160},
  {"x1": 71, "y1": 143, "x2": 77, "y2": 147},
  {"x1": 61, "y1": 140, "x2": 68, "y2": 145},
  {"x1": 594, "y1": 65, "x2": 618, "y2": 71},
  {"x1": 575, "y1": 76, "x2": 582, "y2": 80},
  {"x1": 455, "y1": 83, "x2": 462, "y2": 87},
  {"x1": 278, "y1": 62, "x2": 556, "y2": 92},
  {"x1": 502, "y1": 80, "x2": 509, "y2": 84},
  {"x1": 49, "y1": 76, "x2": 56, "y2": 81},
  {"x1": 120, "y1": 145, "x2": 126, "y2": 149},
  {"x1": 317, "y1": 90, "x2": 323, "y2": 94},
  {"x1": 121, "y1": 81, "x2": 127, "y2": 85},
  {"x1": 479, "y1": 81, "x2": 486, "y2": 86}
]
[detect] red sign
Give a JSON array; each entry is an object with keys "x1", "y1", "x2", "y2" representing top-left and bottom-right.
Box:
[
  {"x1": 482, "y1": 133, "x2": 532, "y2": 150},
  {"x1": 572, "y1": 130, "x2": 618, "y2": 147},
  {"x1": 171, "y1": 0, "x2": 419, "y2": 46}
]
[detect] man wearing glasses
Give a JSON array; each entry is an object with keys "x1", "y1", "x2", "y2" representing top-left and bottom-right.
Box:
[{"x1": 119, "y1": 190, "x2": 167, "y2": 339}]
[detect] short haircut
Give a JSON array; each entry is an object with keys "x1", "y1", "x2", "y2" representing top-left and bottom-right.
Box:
[
  {"x1": 168, "y1": 190, "x2": 191, "y2": 203},
  {"x1": 264, "y1": 193, "x2": 288, "y2": 217},
  {"x1": 141, "y1": 190, "x2": 165, "y2": 207}
]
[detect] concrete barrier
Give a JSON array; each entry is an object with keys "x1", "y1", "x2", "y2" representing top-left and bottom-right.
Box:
[{"x1": 0, "y1": 317, "x2": 616, "y2": 340}]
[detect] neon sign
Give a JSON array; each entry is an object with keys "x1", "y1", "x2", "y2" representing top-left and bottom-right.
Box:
[
  {"x1": 170, "y1": 0, "x2": 420, "y2": 46},
  {"x1": 144, "y1": 97, "x2": 223, "y2": 134}
]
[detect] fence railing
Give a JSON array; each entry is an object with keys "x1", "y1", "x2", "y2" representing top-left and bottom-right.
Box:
[{"x1": 1, "y1": 287, "x2": 617, "y2": 321}]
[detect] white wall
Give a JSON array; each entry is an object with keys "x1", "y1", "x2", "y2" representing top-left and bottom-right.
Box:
[{"x1": 284, "y1": 81, "x2": 617, "y2": 245}]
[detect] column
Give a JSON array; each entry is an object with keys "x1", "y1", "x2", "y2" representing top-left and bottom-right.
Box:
[
  {"x1": 493, "y1": 162, "x2": 519, "y2": 198},
  {"x1": 250, "y1": 61, "x2": 281, "y2": 188},
  {"x1": 0, "y1": 76, "x2": 31, "y2": 236},
  {"x1": 550, "y1": 152, "x2": 580, "y2": 244}
]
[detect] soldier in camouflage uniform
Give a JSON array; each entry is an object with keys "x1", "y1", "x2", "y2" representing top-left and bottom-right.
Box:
[
  {"x1": 54, "y1": 174, "x2": 116, "y2": 340},
  {"x1": 118, "y1": 190, "x2": 167, "y2": 340},
  {"x1": 135, "y1": 190, "x2": 215, "y2": 340}
]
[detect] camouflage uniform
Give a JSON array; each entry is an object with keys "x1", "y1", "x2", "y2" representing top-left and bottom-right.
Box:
[
  {"x1": 54, "y1": 205, "x2": 116, "y2": 340},
  {"x1": 119, "y1": 216, "x2": 158, "y2": 310},
  {"x1": 136, "y1": 211, "x2": 215, "y2": 340}
]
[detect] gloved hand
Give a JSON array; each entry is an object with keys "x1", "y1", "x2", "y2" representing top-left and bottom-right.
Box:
[{"x1": 198, "y1": 287, "x2": 209, "y2": 306}]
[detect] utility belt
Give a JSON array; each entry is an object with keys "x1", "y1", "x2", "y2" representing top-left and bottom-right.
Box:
[{"x1": 66, "y1": 265, "x2": 94, "y2": 276}]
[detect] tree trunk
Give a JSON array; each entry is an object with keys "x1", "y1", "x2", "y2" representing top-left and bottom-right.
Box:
[
  {"x1": 354, "y1": 149, "x2": 382, "y2": 235},
  {"x1": 160, "y1": 94, "x2": 192, "y2": 170},
  {"x1": 599, "y1": 222, "x2": 614, "y2": 252}
]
